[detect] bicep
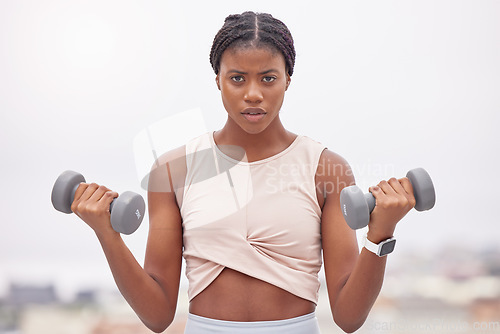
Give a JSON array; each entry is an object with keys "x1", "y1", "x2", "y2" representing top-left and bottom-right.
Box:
[
  {"x1": 144, "y1": 190, "x2": 183, "y2": 298},
  {"x1": 321, "y1": 194, "x2": 358, "y2": 299},
  {"x1": 143, "y1": 147, "x2": 186, "y2": 305},
  {"x1": 318, "y1": 150, "x2": 359, "y2": 306}
]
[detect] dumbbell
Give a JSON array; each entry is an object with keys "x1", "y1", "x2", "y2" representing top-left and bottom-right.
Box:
[
  {"x1": 340, "y1": 168, "x2": 435, "y2": 230},
  {"x1": 51, "y1": 170, "x2": 145, "y2": 235}
]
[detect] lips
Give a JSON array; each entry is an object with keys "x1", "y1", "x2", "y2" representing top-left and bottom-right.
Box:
[
  {"x1": 241, "y1": 108, "x2": 266, "y2": 115},
  {"x1": 241, "y1": 108, "x2": 266, "y2": 122}
]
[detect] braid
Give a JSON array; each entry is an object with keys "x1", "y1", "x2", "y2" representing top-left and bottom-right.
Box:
[{"x1": 210, "y1": 11, "x2": 296, "y2": 76}]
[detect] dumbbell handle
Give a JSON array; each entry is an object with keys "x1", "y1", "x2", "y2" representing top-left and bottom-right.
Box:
[
  {"x1": 68, "y1": 180, "x2": 118, "y2": 214},
  {"x1": 361, "y1": 173, "x2": 428, "y2": 213},
  {"x1": 363, "y1": 177, "x2": 417, "y2": 214},
  {"x1": 364, "y1": 193, "x2": 376, "y2": 213},
  {"x1": 69, "y1": 182, "x2": 81, "y2": 210}
]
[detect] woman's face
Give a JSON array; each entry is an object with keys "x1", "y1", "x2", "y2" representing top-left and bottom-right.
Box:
[{"x1": 216, "y1": 46, "x2": 290, "y2": 135}]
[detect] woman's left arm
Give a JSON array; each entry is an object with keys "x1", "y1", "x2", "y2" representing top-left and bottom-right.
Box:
[{"x1": 317, "y1": 149, "x2": 415, "y2": 333}]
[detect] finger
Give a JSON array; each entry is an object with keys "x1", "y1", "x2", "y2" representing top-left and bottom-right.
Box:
[
  {"x1": 387, "y1": 177, "x2": 407, "y2": 196},
  {"x1": 88, "y1": 185, "x2": 111, "y2": 203},
  {"x1": 398, "y1": 177, "x2": 414, "y2": 197},
  {"x1": 398, "y1": 177, "x2": 416, "y2": 207},
  {"x1": 377, "y1": 179, "x2": 397, "y2": 196},
  {"x1": 72, "y1": 183, "x2": 99, "y2": 215},
  {"x1": 73, "y1": 182, "x2": 90, "y2": 204},
  {"x1": 99, "y1": 191, "x2": 119, "y2": 212},
  {"x1": 78, "y1": 183, "x2": 100, "y2": 203},
  {"x1": 369, "y1": 185, "x2": 384, "y2": 199},
  {"x1": 386, "y1": 177, "x2": 415, "y2": 210}
]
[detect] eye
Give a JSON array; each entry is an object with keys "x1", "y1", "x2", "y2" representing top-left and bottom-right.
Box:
[
  {"x1": 262, "y1": 76, "x2": 277, "y2": 83},
  {"x1": 231, "y1": 75, "x2": 244, "y2": 83}
]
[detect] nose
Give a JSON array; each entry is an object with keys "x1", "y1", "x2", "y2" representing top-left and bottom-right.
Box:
[{"x1": 244, "y1": 81, "x2": 263, "y2": 104}]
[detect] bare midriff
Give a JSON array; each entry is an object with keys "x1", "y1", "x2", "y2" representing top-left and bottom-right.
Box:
[{"x1": 188, "y1": 267, "x2": 316, "y2": 321}]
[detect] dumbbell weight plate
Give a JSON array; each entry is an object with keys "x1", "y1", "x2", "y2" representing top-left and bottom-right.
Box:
[
  {"x1": 406, "y1": 168, "x2": 436, "y2": 211},
  {"x1": 51, "y1": 170, "x2": 86, "y2": 214},
  {"x1": 340, "y1": 186, "x2": 371, "y2": 230},
  {"x1": 109, "y1": 191, "x2": 145, "y2": 235}
]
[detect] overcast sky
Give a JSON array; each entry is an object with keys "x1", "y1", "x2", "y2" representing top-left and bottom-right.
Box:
[{"x1": 1, "y1": 0, "x2": 499, "y2": 299}]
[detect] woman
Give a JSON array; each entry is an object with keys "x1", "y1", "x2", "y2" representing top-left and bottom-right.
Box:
[{"x1": 71, "y1": 11, "x2": 416, "y2": 333}]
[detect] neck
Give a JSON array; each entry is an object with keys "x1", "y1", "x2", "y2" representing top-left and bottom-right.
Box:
[{"x1": 214, "y1": 118, "x2": 295, "y2": 162}]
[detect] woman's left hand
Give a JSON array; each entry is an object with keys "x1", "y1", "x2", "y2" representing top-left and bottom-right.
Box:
[{"x1": 367, "y1": 177, "x2": 416, "y2": 242}]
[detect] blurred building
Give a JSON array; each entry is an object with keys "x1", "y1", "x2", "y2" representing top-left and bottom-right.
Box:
[
  {"x1": 5, "y1": 284, "x2": 58, "y2": 307},
  {"x1": 1, "y1": 245, "x2": 499, "y2": 333}
]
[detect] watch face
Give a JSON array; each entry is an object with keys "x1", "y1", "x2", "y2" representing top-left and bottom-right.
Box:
[{"x1": 380, "y1": 239, "x2": 396, "y2": 256}]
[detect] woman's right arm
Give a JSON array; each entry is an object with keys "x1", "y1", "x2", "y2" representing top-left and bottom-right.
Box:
[{"x1": 71, "y1": 148, "x2": 184, "y2": 333}]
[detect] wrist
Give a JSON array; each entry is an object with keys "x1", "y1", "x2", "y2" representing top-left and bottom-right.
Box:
[
  {"x1": 95, "y1": 228, "x2": 121, "y2": 244},
  {"x1": 366, "y1": 229, "x2": 394, "y2": 244}
]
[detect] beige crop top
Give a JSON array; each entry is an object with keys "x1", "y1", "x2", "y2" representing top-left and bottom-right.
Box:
[{"x1": 180, "y1": 131, "x2": 327, "y2": 304}]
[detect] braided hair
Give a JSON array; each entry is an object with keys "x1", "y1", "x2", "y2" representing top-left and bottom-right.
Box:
[{"x1": 210, "y1": 11, "x2": 296, "y2": 76}]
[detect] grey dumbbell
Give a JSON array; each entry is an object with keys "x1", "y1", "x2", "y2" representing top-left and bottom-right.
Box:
[
  {"x1": 51, "y1": 170, "x2": 145, "y2": 235},
  {"x1": 340, "y1": 168, "x2": 435, "y2": 230}
]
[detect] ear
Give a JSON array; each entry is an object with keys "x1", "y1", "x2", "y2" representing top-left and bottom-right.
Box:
[
  {"x1": 216, "y1": 75, "x2": 221, "y2": 90},
  {"x1": 285, "y1": 74, "x2": 291, "y2": 91}
]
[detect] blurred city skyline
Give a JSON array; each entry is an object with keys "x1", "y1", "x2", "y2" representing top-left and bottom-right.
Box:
[{"x1": 2, "y1": 243, "x2": 499, "y2": 333}]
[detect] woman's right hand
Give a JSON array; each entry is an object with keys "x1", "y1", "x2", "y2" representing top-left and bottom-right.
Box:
[{"x1": 71, "y1": 182, "x2": 119, "y2": 237}]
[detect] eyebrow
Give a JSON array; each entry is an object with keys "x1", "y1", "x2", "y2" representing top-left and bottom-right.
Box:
[{"x1": 228, "y1": 69, "x2": 279, "y2": 75}]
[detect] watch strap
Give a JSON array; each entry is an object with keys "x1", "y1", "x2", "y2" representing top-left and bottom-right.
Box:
[
  {"x1": 363, "y1": 234, "x2": 396, "y2": 257},
  {"x1": 363, "y1": 235, "x2": 381, "y2": 254}
]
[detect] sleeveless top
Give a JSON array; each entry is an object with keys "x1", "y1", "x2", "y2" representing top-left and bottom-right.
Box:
[{"x1": 180, "y1": 131, "x2": 327, "y2": 304}]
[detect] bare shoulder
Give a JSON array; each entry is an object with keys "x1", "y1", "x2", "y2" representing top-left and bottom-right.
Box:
[
  {"x1": 147, "y1": 144, "x2": 186, "y2": 225},
  {"x1": 147, "y1": 145, "x2": 187, "y2": 196},
  {"x1": 315, "y1": 149, "x2": 355, "y2": 209}
]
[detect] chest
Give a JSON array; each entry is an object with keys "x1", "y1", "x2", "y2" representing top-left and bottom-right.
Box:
[{"x1": 181, "y1": 163, "x2": 321, "y2": 250}]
